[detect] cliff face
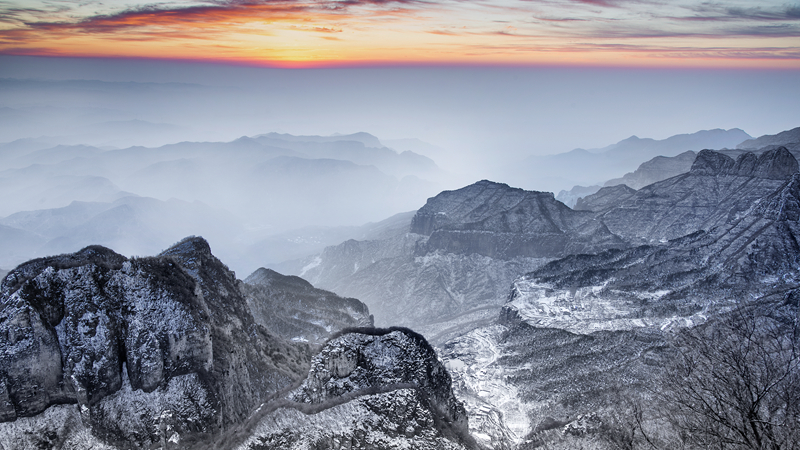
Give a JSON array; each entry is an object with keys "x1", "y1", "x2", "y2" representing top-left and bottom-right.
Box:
[
  {"x1": 0, "y1": 245, "x2": 215, "y2": 420},
  {"x1": 0, "y1": 238, "x2": 315, "y2": 447},
  {"x1": 411, "y1": 180, "x2": 625, "y2": 259}
]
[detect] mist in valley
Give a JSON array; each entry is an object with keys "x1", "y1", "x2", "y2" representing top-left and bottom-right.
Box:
[{"x1": 2, "y1": 56, "x2": 799, "y2": 281}]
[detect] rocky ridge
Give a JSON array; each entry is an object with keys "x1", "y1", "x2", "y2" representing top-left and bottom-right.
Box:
[
  {"x1": 411, "y1": 180, "x2": 626, "y2": 259},
  {"x1": 505, "y1": 148, "x2": 800, "y2": 334},
  {"x1": 602, "y1": 150, "x2": 697, "y2": 190},
  {"x1": 737, "y1": 126, "x2": 800, "y2": 150},
  {"x1": 234, "y1": 327, "x2": 476, "y2": 450},
  {"x1": 581, "y1": 147, "x2": 798, "y2": 244},
  {"x1": 0, "y1": 237, "x2": 376, "y2": 448}
]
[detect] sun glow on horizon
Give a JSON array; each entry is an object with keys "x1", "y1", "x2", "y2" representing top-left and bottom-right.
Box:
[{"x1": 1, "y1": 0, "x2": 799, "y2": 69}]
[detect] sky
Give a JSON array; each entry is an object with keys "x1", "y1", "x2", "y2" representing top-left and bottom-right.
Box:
[
  {"x1": 1, "y1": 1, "x2": 799, "y2": 190},
  {"x1": 1, "y1": 0, "x2": 799, "y2": 68}
]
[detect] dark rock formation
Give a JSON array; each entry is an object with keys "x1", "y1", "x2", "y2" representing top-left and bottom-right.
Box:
[
  {"x1": 293, "y1": 327, "x2": 466, "y2": 423},
  {"x1": 690, "y1": 147, "x2": 798, "y2": 179},
  {"x1": 237, "y1": 327, "x2": 475, "y2": 450},
  {"x1": 0, "y1": 237, "x2": 312, "y2": 447}
]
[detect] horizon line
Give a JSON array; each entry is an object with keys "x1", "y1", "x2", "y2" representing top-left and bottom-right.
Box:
[{"x1": 3, "y1": 53, "x2": 800, "y2": 72}]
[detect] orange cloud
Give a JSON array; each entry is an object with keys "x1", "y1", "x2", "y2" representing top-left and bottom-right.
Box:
[{"x1": 1, "y1": 0, "x2": 798, "y2": 68}]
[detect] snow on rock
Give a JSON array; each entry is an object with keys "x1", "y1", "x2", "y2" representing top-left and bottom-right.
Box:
[
  {"x1": 291, "y1": 328, "x2": 466, "y2": 427},
  {"x1": 237, "y1": 327, "x2": 477, "y2": 450},
  {"x1": 0, "y1": 237, "x2": 309, "y2": 447},
  {"x1": 439, "y1": 324, "x2": 530, "y2": 450},
  {"x1": 240, "y1": 389, "x2": 467, "y2": 450}
]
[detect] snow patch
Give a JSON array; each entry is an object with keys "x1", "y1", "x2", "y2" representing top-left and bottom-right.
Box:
[{"x1": 300, "y1": 256, "x2": 322, "y2": 277}]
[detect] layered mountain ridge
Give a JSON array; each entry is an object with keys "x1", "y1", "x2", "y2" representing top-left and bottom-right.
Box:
[
  {"x1": 577, "y1": 147, "x2": 797, "y2": 244},
  {"x1": 0, "y1": 131, "x2": 447, "y2": 275},
  {"x1": 287, "y1": 142, "x2": 800, "y2": 448},
  {"x1": 411, "y1": 180, "x2": 625, "y2": 259},
  {"x1": 295, "y1": 147, "x2": 800, "y2": 337},
  {"x1": 297, "y1": 180, "x2": 630, "y2": 335}
]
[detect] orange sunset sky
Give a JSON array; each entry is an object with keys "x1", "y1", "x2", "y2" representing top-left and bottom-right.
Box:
[{"x1": 1, "y1": 0, "x2": 799, "y2": 68}]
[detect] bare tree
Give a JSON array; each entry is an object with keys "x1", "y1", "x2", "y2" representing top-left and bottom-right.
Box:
[{"x1": 659, "y1": 302, "x2": 800, "y2": 450}]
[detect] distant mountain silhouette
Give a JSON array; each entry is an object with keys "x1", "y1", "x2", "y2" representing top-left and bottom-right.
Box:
[{"x1": 508, "y1": 128, "x2": 751, "y2": 192}]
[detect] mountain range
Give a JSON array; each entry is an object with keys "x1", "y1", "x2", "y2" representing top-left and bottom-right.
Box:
[
  {"x1": 0, "y1": 132, "x2": 448, "y2": 274},
  {"x1": 272, "y1": 128, "x2": 800, "y2": 447},
  {"x1": 508, "y1": 128, "x2": 751, "y2": 193},
  {"x1": 2, "y1": 125, "x2": 800, "y2": 449}
]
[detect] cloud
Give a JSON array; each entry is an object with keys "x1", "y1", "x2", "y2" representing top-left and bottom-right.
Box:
[
  {"x1": 25, "y1": 3, "x2": 309, "y2": 33},
  {"x1": 1, "y1": 0, "x2": 799, "y2": 66},
  {"x1": 674, "y1": 3, "x2": 800, "y2": 22},
  {"x1": 427, "y1": 29, "x2": 460, "y2": 36},
  {"x1": 454, "y1": 40, "x2": 800, "y2": 62},
  {"x1": 7, "y1": 0, "x2": 423, "y2": 37}
]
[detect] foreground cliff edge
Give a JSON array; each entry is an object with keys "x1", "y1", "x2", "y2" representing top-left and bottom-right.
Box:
[{"x1": 0, "y1": 237, "x2": 474, "y2": 449}]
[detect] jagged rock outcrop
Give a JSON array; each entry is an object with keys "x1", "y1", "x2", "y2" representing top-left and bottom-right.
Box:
[
  {"x1": 690, "y1": 147, "x2": 798, "y2": 179},
  {"x1": 236, "y1": 327, "x2": 475, "y2": 450},
  {"x1": 0, "y1": 237, "x2": 313, "y2": 447},
  {"x1": 243, "y1": 268, "x2": 373, "y2": 344},
  {"x1": 583, "y1": 147, "x2": 798, "y2": 243}
]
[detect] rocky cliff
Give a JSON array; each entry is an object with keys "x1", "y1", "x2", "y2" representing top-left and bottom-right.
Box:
[
  {"x1": 411, "y1": 180, "x2": 625, "y2": 259},
  {"x1": 0, "y1": 237, "x2": 373, "y2": 448},
  {"x1": 235, "y1": 327, "x2": 476, "y2": 450}
]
